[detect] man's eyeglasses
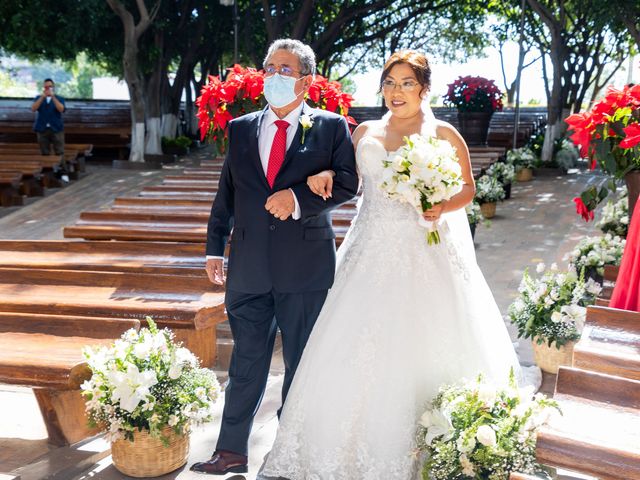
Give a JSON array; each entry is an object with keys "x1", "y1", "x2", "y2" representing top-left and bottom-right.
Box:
[
  {"x1": 381, "y1": 80, "x2": 419, "y2": 92},
  {"x1": 264, "y1": 65, "x2": 302, "y2": 77}
]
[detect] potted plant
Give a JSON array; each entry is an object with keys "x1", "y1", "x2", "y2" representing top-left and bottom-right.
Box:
[
  {"x1": 509, "y1": 264, "x2": 601, "y2": 373},
  {"x1": 567, "y1": 84, "x2": 640, "y2": 217},
  {"x1": 196, "y1": 64, "x2": 356, "y2": 154},
  {"x1": 81, "y1": 319, "x2": 220, "y2": 478},
  {"x1": 506, "y1": 147, "x2": 536, "y2": 182},
  {"x1": 475, "y1": 174, "x2": 505, "y2": 219},
  {"x1": 443, "y1": 75, "x2": 503, "y2": 146},
  {"x1": 466, "y1": 200, "x2": 482, "y2": 239},
  {"x1": 486, "y1": 162, "x2": 516, "y2": 199},
  {"x1": 563, "y1": 234, "x2": 626, "y2": 285},
  {"x1": 417, "y1": 370, "x2": 559, "y2": 480},
  {"x1": 597, "y1": 186, "x2": 629, "y2": 238},
  {"x1": 162, "y1": 135, "x2": 193, "y2": 155}
]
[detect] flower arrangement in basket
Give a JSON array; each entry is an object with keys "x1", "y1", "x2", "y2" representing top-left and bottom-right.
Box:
[
  {"x1": 506, "y1": 147, "x2": 537, "y2": 171},
  {"x1": 475, "y1": 174, "x2": 505, "y2": 205},
  {"x1": 81, "y1": 318, "x2": 220, "y2": 476},
  {"x1": 416, "y1": 370, "x2": 559, "y2": 480},
  {"x1": 466, "y1": 200, "x2": 482, "y2": 225},
  {"x1": 486, "y1": 162, "x2": 515, "y2": 185},
  {"x1": 443, "y1": 76, "x2": 504, "y2": 113},
  {"x1": 566, "y1": 84, "x2": 640, "y2": 217},
  {"x1": 563, "y1": 234, "x2": 626, "y2": 282},
  {"x1": 379, "y1": 133, "x2": 463, "y2": 245},
  {"x1": 196, "y1": 64, "x2": 355, "y2": 153},
  {"x1": 597, "y1": 186, "x2": 629, "y2": 237},
  {"x1": 509, "y1": 263, "x2": 600, "y2": 374}
]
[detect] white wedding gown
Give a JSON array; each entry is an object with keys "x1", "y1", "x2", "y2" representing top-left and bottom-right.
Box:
[{"x1": 260, "y1": 130, "x2": 523, "y2": 480}]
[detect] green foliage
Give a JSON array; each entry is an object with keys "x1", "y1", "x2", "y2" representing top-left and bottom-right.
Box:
[{"x1": 161, "y1": 135, "x2": 192, "y2": 149}]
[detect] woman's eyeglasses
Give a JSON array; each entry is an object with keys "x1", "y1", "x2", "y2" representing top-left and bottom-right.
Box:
[{"x1": 381, "y1": 80, "x2": 419, "y2": 92}]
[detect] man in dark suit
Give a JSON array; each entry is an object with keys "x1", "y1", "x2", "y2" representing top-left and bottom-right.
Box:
[{"x1": 191, "y1": 39, "x2": 359, "y2": 475}]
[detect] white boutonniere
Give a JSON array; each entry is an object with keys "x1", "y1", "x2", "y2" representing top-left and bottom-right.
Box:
[{"x1": 299, "y1": 114, "x2": 313, "y2": 144}]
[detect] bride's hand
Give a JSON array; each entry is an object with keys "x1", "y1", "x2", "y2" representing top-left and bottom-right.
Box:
[
  {"x1": 423, "y1": 203, "x2": 445, "y2": 222},
  {"x1": 307, "y1": 170, "x2": 335, "y2": 200}
]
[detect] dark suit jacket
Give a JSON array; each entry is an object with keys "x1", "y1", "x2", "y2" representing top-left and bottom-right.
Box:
[{"x1": 206, "y1": 103, "x2": 359, "y2": 294}]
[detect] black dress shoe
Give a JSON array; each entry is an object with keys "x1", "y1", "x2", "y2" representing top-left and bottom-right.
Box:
[{"x1": 190, "y1": 450, "x2": 248, "y2": 475}]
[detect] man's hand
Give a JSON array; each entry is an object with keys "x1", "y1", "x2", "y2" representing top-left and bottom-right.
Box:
[
  {"x1": 205, "y1": 258, "x2": 225, "y2": 285},
  {"x1": 265, "y1": 189, "x2": 295, "y2": 220}
]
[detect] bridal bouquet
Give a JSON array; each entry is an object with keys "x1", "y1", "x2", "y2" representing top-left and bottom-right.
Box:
[
  {"x1": 379, "y1": 134, "x2": 463, "y2": 245},
  {"x1": 81, "y1": 318, "x2": 220, "y2": 443},
  {"x1": 417, "y1": 370, "x2": 559, "y2": 480},
  {"x1": 509, "y1": 264, "x2": 601, "y2": 348}
]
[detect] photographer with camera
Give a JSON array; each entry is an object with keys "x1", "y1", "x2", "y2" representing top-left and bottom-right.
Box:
[{"x1": 31, "y1": 78, "x2": 66, "y2": 156}]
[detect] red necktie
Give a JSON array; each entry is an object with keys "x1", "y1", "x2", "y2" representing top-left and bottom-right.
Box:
[{"x1": 266, "y1": 120, "x2": 289, "y2": 188}]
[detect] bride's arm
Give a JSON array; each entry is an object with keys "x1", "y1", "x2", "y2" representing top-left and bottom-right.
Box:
[
  {"x1": 424, "y1": 122, "x2": 475, "y2": 219},
  {"x1": 307, "y1": 122, "x2": 369, "y2": 199}
]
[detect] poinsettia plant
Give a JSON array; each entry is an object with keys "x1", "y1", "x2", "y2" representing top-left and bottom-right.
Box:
[
  {"x1": 443, "y1": 75, "x2": 504, "y2": 113},
  {"x1": 196, "y1": 64, "x2": 356, "y2": 153},
  {"x1": 566, "y1": 84, "x2": 640, "y2": 220}
]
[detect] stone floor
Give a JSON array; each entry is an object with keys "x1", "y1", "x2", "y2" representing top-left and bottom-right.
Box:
[{"x1": 0, "y1": 159, "x2": 604, "y2": 480}]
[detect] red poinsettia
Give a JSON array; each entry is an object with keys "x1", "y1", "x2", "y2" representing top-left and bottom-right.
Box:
[
  {"x1": 196, "y1": 66, "x2": 356, "y2": 153},
  {"x1": 443, "y1": 75, "x2": 504, "y2": 113},
  {"x1": 566, "y1": 84, "x2": 640, "y2": 221}
]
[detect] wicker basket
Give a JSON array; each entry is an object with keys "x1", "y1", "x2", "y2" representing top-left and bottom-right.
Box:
[
  {"x1": 480, "y1": 202, "x2": 497, "y2": 219},
  {"x1": 532, "y1": 337, "x2": 576, "y2": 374},
  {"x1": 516, "y1": 167, "x2": 533, "y2": 182},
  {"x1": 111, "y1": 426, "x2": 190, "y2": 477}
]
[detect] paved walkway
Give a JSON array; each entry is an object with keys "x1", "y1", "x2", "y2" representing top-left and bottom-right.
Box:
[{"x1": 0, "y1": 163, "x2": 604, "y2": 480}]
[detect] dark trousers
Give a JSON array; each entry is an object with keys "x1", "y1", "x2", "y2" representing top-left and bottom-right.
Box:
[
  {"x1": 216, "y1": 288, "x2": 328, "y2": 456},
  {"x1": 36, "y1": 129, "x2": 64, "y2": 155}
]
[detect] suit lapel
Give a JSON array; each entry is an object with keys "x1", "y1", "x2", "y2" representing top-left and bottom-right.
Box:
[
  {"x1": 251, "y1": 106, "x2": 270, "y2": 189},
  {"x1": 278, "y1": 102, "x2": 313, "y2": 177}
]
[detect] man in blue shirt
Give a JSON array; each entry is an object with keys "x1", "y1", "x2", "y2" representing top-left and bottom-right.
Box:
[{"x1": 31, "y1": 78, "x2": 66, "y2": 155}]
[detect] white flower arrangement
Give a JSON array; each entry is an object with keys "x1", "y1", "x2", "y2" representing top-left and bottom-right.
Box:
[
  {"x1": 597, "y1": 186, "x2": 629, "y2": 238},
  {"x1": 563, "y1": 234, "x2": 626, "y2": 278},
  {"x1": 466, "y1": 200, "x2": 482, "y2": 225},
  {"x1": 379, "y1": 133, "x2": 463, "y2": 245},
  {"x1": 475, "y1": 174, "x2": 505, "y2": 204},
  {"x1": 81, "y1": 318, "x2": 220, "y2": 444},
  {"x1": 506, "y1": 147, "x2": 536, "y2": 170},
  {"x1": 509, "y1": 264, "x2": 600, "y2": 347},
  {"x1": 486, "y1": 162, "x2": 515, "y2": 184},
  {"x1": 417, "y1": 370, "x2": 559, "y2": 480}
]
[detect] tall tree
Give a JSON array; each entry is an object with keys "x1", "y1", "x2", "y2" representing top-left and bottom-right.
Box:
[
  {"x1": 106, "y1": 0, "x2": 160, "y2": 162},
  {"x1": 512, "y1": 0, "x2": 633, "y2": 162}
]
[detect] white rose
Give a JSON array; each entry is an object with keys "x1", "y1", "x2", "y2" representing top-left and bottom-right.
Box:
[
  {"x1": 456, "y1": 434, "x2": 476, "y2": 453},
  {"x1": 477, "y1": 384, "x2": 497, "y2": 407},
  {"x1": 551, "y1": 311, "x2": 563, "y2": 323},
  {"x1": 168, "y1": 363, "x2": 182, "y2": 380},
  {"x1": 476, "y1": 425, "x2": 497, "y2": 447}
]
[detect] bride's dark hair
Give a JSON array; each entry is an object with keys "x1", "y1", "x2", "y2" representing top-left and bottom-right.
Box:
[{"x1": 379, "y1": 50, "x2": 431, "y2": 93}]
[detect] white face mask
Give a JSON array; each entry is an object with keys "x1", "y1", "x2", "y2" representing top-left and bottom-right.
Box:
[{"x1": 264, "y1": 73, "x2": 304, "y2": 108}]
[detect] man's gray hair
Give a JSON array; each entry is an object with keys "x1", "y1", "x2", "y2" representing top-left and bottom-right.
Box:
[{"x1": 263, "y1": 39, "x2": 316, "y2": 76}]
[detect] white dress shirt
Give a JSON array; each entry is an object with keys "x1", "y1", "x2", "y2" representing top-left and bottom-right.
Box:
[{"x1": 207, "y1": 103, "x2": 304, "y2": 260}]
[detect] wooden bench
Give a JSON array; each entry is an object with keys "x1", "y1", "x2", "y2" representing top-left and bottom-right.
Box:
[
  {"x1": 0, "y1": 171, "x2": 23, "y2": 206},
  {"x1": 535, "y1": 366, "x2": 640, "y2": 480},
  {"x1": 572, "y1": 305, "x2": 640, "y2": 381},
  {"x1": 0, "y1": 240, "x2": 206, "y2": 275},
  {"x1": 0, "y1": 267, "x2": 226, "y2": 367},
  {"x1": 112, "y1": 197, "x2": 213, "y2": 212},
  {"x1": 0, "y1": 162, "x2": 43, "y2": 196},
  {"x1": 0, "y1": 154, "x2": 63, "y2": 188},
  {"x1": 0, "y1": 145, "x2": 90, "y2": 176},
  {"x1": 0, "y1": 312, "x2": 140, "y2": 445}
]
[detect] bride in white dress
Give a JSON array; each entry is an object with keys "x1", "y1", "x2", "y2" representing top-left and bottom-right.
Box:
[{"x1": 260, "y1": 50, "x2": 523, "y2": 480}]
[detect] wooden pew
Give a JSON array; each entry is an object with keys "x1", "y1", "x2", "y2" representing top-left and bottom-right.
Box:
[
  {"x1": 0, "y1": 240, "x2": 206, "y2": 275},
  {"x1": 0, "y1": 171, "x2": 23, "y2": 206},
  {"x1": 0, "y1": 162, "x2": 43, "y2": 196},
  {"x1": 572, "y1": 305, "x2": 640, "y2": 381},
  {"x1": 535, "y1": 367, "x2": 640, "y2": 480},
  {"x1": 0, "y1": 267, "x2": 226, "y2": 367},
  {"x1": 0, "y1": 312, "x2": 140, "y2": 445},
  {"x1": 0, "y1": 154, "x2": 63, "y2": 188}
]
